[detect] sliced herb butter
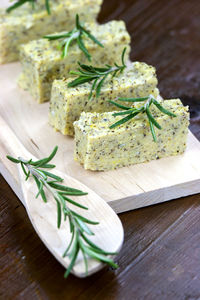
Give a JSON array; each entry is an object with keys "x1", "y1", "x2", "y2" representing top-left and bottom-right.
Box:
[
  {"x1": 49, "y1": 62, "x2": 159, "y2": 136},
  {"x1": 18, "y1": 20, "x2": 131, "y2": 103},
  {"x1": 73, "y1": 99, "x2": 189, "y2": 171},
  {"x1": 0, "y1": 0, "x2": 102, "y2": 64}
]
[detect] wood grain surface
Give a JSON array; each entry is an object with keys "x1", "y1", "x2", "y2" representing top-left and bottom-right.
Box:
[{"x1": 1, "y1": 0, "x2": 200, "y2": 299}]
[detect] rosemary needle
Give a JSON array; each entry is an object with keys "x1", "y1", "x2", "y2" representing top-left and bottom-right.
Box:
[
  {"x1": 44, "y1": 14, "x2": 104, "y2": 60},
  {"x1": 6, "y1": 0, "x2": 51, "y2": 14},
  {"x1": 68, "y1": 48, "x2": 127, "y2": 99},
  {"x1": 109, "y1": 95, "x2": 177, "y2": 142},
  {"x1": 7, "y1": 146, "x2": 118, "y2": 278}
]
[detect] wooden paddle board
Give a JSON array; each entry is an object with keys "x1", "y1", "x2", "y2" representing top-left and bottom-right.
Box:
[{"x1": 0, "y1": 62, "x2": 200, "y2": 213}]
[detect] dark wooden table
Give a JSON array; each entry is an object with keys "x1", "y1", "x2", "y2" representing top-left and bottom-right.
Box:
[{"x1": 1, "y1": 0, "x2": 200, "y2": 299}]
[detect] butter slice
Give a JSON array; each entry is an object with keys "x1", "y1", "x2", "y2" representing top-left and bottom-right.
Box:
[
  {"x1": 73, "y1": 99, "x2": 189, "y2": 171},
  {"x1": 0, "y1": 0, "x2": 102, "y2": 64},
  {"x1": 19, "y1": 20, "x2": 130, "y2": 103},
  {"x1": 49, "y1": 62, "x2": 158, "y2": 136}
]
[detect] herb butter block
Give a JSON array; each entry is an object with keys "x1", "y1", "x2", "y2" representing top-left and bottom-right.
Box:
[
  {"x1": 49, "y1": 62, "x2": 158, "y2": 136},
  {"x1": 0, "y1": 0, "x2": 102, "y2": 64},
  {"x1": 19, "y1": 20, "x2": 131, "y2": 103},
  {"x1": 73, "y1": 99, "x2": 189, "y2": 171}
]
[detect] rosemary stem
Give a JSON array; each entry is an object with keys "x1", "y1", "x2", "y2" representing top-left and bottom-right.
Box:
[{"x1": 8, "y1": 148, "x2": 118, "y2": 277}]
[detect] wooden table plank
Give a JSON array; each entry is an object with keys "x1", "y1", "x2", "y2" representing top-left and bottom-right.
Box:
[{"x1": 0, "y1": 0, "x2": 200, "y2": 299}]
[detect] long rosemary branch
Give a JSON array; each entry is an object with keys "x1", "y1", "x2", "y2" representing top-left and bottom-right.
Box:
[
  {"x1": 109, "y1": 95, "x2": 177, "y2": 142},
  {"x1": 7, "y1": 146, "x2": 118, "y2": 278}
]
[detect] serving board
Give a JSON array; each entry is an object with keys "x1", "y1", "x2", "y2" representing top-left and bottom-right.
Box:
[{"x1": 0, "y1": 62, "x2": 200, "y2": 213}]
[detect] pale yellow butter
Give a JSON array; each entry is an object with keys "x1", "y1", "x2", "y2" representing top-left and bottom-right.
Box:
[{"x1": 73, "y1": 99, "x2": 189, "y2": 171}]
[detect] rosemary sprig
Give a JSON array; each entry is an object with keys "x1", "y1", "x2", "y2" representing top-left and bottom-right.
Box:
[
  {"x1": 68, "y1": 48, "x2": 127, "y2": 99},
  {"x1": 109, "y1": 95, "x2": 177, "y2": 142},
  {"x1": 7, "y1": 146, "x2": 118, "y2": 278},
  {"x1": 43, "y1": 14, "x2": 104, "y2": 60},
  {"x1": 6, "y1": 0, "x2": 51, "y2": 14}
]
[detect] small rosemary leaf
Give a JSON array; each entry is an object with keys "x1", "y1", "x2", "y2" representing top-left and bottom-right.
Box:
[
  {"x1": 60, "y1": 191, "x2": 88, "y2": 197},
  {"x1": 146, "y1": 106, "x2": 162, "y2": 129},
  {"x1": 109, "y1": 100, "x2": 130, "y2": 110},
  {"x1": 20, "y1": 162, "x2": 28, "y2": 177},
  {"x1": 30, "y1": 161, "x2": 55, "y2": 168},
  {"x1": 69, "y1": 71, "x2": 83, "y2": 76},
  {"x1": 44, "y1": 32, "x2": 72, "y2": 40},
  {"x1": 62, "y1": 37, "x2": 73, "y2": 58},
  {"x1": 48, "y1": 182, "x2": 86, "y2": 194},
  {"x1": 118, "y1": 97, "x2": 149, "y2": 102},
  {"x1": 112, "y1": 70, "x2": 118, "y2": 78},
  {"x1": 109, "y1": 113, "x2": 137, "y2": 129},
  {"x1": 149, "y1": 120, "x2": 157, "y2": 142},
  {"x1": 153, "y1": 99, "x2": 177, "y2": 117},
  {"x1": 41, "y1": 170, "x2": 63, "y2": 182},
  {"x1": 81, "y1": 233, "x2": 103, "y2": 251},
  {"x1": 33, "y1": 175, "x2": 47, "y2": 202},
  {"x1": 39, "y1": 163, "x2": 56, "y2": 169},
  {"x1": 6, "y1": 0, "x2": 28, "y2": 13},
  {"x1": 81, "y1": 233, "x2": 117, "y2": 255},
  {"x1": 36, "y1": 169, "x2": 47, "y2": 180},
  {"x1": 56, "y1": 200, "x2": 62, "y2": 228},
  {"x1": 77, "y1": 70, "x2": 96, "y2": 76},
  {"x1": 81, "y1": 26, "x2": 104, "y2": 48},
  {"x1": 33, "y1": 146, "x2": 58, "y2": 167},
  {"x1": 63, "y1": 229, "x2": 75, "y2": 257},
  {"x1": 71, "y1": 211, "x2": 99, "y2": 225},
  {"x1": 87, "y1": 245, "x2": 118, "y2": 256},
  {"x1": 78, "y1": 63, "x2": 94, "y2": 72},
  {"x1": 40, "y1": 190, "x2": 47, "y2": 203},
  {"x1": 105, "y1": 64, "x2": 112, "y2": 68},
  {"x1": 6, "y1": 155, "x2": 21, "y2": 164},
  {"x1": 96, "y1": 74, "x2": 108, "y2": 98},
  {"x1": 75, "y1": 14, "x2": 80, "y2": 29},
  {"x1": 81, "y1": 248, "x2": 88, "y2": 276},
  {"x1": 89, "y1": 78, "x2": 98, "y2": 99},
  {"x1": 36, "y1": 182, "x2": 42, "y2": 198},
  {"x1": 121, "y1": 47, "x2": 127, "y2": 66},
  {"x1": 60, "y1": 191, "x2": 88, "y2": 196},
  {"x1": 45, "y1": 0, "x2": 51, "y2": 15},
  {"x1": 69, "y1": 216, "x2": 74, "y2": 233},
  {"x1": 64, "y1": 245, "x2": 79, "y2": 278},
  {"x1": 112, "y1": 109, "x2": 138, "y2": 116},
  {"x1": 84, "y1": 246, "x2": 118, "y2": 269},
  {"x1": 68, "y1": 76, "x2": 95, "y2": 88},
  {"x1": 62, "y1": 196, "x2": 88, "y2": 210},
  {"x1": 76, "y1": 218, "x2": 94, "y2": 235},
  {"x1": 92, "y1": 66, "x2": 111, "y2": 73},
  {"x1": 25, "y1": 171, "x2": 30, "y2": 181},
  {"x1": 33, "y1": 175, "x2": 40, "y2": 190},
  {"x1": 77, "y1": 36, "x2": 91, "y2": 61}
]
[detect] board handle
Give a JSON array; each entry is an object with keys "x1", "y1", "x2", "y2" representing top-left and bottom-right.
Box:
[{"x1": 0, "y1": 115, "x2": 32, "y2": 159}]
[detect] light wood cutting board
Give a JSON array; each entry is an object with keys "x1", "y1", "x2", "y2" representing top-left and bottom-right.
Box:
[{"x1": 0, "y1": 62, "x2": 200, "y2": 213}]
